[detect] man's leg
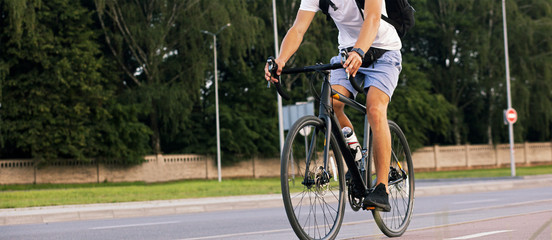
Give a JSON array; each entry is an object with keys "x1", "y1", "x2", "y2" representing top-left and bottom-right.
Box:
[
  {"x1": 332, "y1": 85, "x2": 353, "y2": 130},
  {"x1": 362, "y1": 86, "x2": 392, "y2": 212},
  {"x1": 366, "y1": 87, "x2": 391, "y2": 192},
  {"x1": 360, "y1": 50, "x2": 400, "y2": 212}
]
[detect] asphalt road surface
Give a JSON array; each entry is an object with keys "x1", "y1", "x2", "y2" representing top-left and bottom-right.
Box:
[{"x1": 1, "y1": 181, "x2": 552, "y2": 240}]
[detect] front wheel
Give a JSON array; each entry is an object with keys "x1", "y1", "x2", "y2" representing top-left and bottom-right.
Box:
[
  {"x1": 281, "y1": 116, "x2": 346, "y2": 240},
  {"x1": 372, "y1": 120, "x2": 415, "y2": 237}
]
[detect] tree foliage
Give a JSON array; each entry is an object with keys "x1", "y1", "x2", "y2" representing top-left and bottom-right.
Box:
[
  {"x1": 1, "y1": 0, "x2": 551, "y2": 164},
  {"x1": 0, "y1": 0, "x2": 150, "y2": 163},
  {"x1": 94, "y1": 0, "x2": 204, "y2": 154}
]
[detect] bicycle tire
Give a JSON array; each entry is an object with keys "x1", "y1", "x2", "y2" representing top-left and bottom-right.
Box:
[
  {"x1": 372, "y1": 120, "x2": 415, "y2": 237},
  {"x1": 281, "y1": 116, "x2": 346, "y2": 240}
]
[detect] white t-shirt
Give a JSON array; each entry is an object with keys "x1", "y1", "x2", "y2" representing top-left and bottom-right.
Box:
[{"x1": 299, "y1": 0, "x2": 401, "y2": 50}]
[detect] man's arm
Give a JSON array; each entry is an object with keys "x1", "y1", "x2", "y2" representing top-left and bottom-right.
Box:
[
  {"x1": 265, "y1": 10, "x2": 316, "y2": 82},
  {"x1": 345, "y1": 0, "x2": 383, "y2": 77}
]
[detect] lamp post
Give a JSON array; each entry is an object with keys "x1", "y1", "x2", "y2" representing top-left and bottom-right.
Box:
[
  {"x1": 201, "y1": 23, "x2": 231, "y2": 182},
  {"x1": 272, "y1": 0, "x2": 285, "y2": 154},
  {"x1": 501, "y1": 0, "x2": 515, "y2": 177}
]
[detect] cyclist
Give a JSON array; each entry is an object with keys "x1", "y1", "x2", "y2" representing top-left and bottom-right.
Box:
[{"x1": 264, "y1": 0, "x2": 401, "y2": 212}]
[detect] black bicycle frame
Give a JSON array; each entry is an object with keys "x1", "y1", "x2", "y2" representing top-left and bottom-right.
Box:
[
  {"x1": 319, "y1": 74, "x2": 369, "y2": 195},
  {"x1": 275, "y1": 62, "x2": 371, "y2": 195}
]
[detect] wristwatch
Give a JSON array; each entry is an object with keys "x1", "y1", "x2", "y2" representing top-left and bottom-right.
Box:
[{"x1": 350, "y1": 48, "x2": 365, "y2": 59}]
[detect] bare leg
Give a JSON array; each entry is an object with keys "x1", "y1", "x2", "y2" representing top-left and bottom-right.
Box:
[
  {"x1": 365, "y1": 87, "x2": 391, "y2": 193},
  {"x1": 332, "y1": 85, "x2": 353, "y2": 130}
]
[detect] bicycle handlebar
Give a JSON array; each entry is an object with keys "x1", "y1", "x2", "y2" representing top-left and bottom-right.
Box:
[
  {"x1": 267, "y1": 57, "x2": 291, "y2": 100},
  {"x1": 266, "y1": 50, "x2": 363, "y2": 100}
]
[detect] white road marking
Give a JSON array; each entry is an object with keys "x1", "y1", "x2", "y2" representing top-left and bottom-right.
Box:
[
  {"x1": 90, "y1": 221, "x2": 180, "y2": 230},
  {"x1": 453, "y1": 199, "x2": 498, "y2": 205},
  {"x1": 446, "y1": 230, "x2": 513, "y2": 239},
  {"x1": 181, "y1": 209, "x2": 551, "y2": 240},
  {"x1": 178, "y1": 228, "x2": 290, "y2": 240}
]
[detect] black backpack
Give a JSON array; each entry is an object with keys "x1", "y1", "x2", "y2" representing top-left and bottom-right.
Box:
[{"x1": 319, "y1": 0, "x2": 415, "y2": 38}]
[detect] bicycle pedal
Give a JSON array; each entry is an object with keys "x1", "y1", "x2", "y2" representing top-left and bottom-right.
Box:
[{"x1": 364, "y1": 206, "x2": 375, "y2": 210}]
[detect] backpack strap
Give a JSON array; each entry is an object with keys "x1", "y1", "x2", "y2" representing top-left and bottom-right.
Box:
[
  {"x1": 381, "y1": 14, "x2": 400, "y2": 30},
  {"x1": 354, "y1": 0, "x2": 365, "y2": 19},
  {"x1": 321, "y1": 0, "x2": 411, "y2": 37},
  {"x1": 319, "y1": 0, "x2": 338, "y2": 21}
]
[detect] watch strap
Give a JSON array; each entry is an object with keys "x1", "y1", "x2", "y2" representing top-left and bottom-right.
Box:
[{"x1": 351, "y1": 48, "x2": 365, "y2": 59}]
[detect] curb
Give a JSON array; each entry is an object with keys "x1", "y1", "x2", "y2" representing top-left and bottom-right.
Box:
[
  {"x1": 0, "y1": 195, "x2": 284, "y2": 226},
  {"x1": 415, "y1": 174, "x2": 552, "y2": 196},
  {"x1": 2, "y1": 175, "x2": 552, "y2": 226}
]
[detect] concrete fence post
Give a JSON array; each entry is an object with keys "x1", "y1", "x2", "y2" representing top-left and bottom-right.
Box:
[
  {"x1": 466, "y1": 144, "x2": 470, "y2": 168},
  {"x1": 495, "y1": 145, "x2": 500, "y2": 167},
  {"x1": 252, "y1": 157, "x2": 256, "y2": 178},
  {"x1": 96, "y1": 161, "x2": 100, "y2": 183},
  {"x1": 33, "y1": 162, "x2": 37, "y2": 184},
  {"x1": 434, "y1": 145, "x2": 440, "y2": 170},
  {"x1": 156, "y1": 154, "x2": 164, "y2": 165},
  {"x1": 524, "y1": 142, "x2": 529, "y2": 165},
  {"x1": 205, "y1": 157, "x2": 209, "y2": 180}
]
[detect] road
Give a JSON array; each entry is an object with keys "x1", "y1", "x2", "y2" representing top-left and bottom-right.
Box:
[{"x1": 1, "y1": 177, "x2": 552, "y2": 240}]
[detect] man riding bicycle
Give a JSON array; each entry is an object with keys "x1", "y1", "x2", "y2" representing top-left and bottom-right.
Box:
[{"x1": 264, "y1": 0, "x2": 402, "y2": 211}]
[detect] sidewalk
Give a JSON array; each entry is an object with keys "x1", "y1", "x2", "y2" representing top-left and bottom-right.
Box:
[{"x1": 2, "y1": 174, "x2": 552, "y2": 226}]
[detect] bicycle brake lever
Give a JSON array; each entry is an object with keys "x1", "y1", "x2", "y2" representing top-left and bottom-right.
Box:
[
  {"x1": 340, "y1": 50, "x2": 350, "y2": 80},
  {"x1": 340, "y1": 49, "x2": 348, "y2": 63},
  {"x1": 267, "y1": 57, "x2": 277, "y2": 88}
]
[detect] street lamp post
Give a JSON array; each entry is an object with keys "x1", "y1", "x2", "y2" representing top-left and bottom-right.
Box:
[
  {"x1": 201, "y1": 23, "x2": 231, "y2": 182},
  {"x1": 501, "y1": 0, "x2": 516, "y2": 177},
  {"x1": 272, "y1": 0, "x2": 285, "y2": 154}
]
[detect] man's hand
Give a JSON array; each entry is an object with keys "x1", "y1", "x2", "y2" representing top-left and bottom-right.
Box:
[
  {"x1": 343, "y1": 51, "x2": 363, "y2": 77},
  {"x1": 264, "y1": 58, "x2": 285, "y2": 83}
]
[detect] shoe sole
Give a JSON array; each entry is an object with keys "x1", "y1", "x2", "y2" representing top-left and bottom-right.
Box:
[
  {"x1": 365, "y1": 206, "x2": 391, "y2": 212},
  {"x1": 363, "y1": 201, "x2": 391, "y2": 212}
]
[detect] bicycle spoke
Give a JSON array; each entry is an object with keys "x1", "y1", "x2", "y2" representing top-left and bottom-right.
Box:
[
  {"x1": 372, "y1": 121, "x2": 414, "y2": 237},
  {"x1": 281, "y1": 116, "x2": 345, "y2": 240}
]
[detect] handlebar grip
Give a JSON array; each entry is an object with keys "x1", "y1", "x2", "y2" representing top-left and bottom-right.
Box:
[
  {"x1": 267, "y1": 57, "x2": 291, "y2": 100},
  {"x1": 274, "y1": 82, "x2": 290, "y2": 100}
]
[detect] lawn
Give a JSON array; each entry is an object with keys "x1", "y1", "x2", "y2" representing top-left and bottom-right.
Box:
[{"x1": 1, "y1": 165, "x2": 550, "y2": 208}]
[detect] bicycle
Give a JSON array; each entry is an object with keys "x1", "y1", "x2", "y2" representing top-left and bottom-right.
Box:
[{"x1": 267, "y1": 53, "x2": 414, "y2": 239}]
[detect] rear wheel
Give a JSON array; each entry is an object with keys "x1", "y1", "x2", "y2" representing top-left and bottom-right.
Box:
[
  {"x1": 281, "y1": 116, "x2": 346, "y2": 240},
  {"x1": 372, "y1": 120, "x2": 415, "y2": 237}
]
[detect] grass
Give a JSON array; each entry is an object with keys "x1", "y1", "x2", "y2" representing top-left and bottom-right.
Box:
[
  {"x1": 415, "y1": 164, "x2": 552, "y2": 179},
  {"x1": 1, "y1": 165, "x2": 551, "y2": 209},
  {"x1": 0, "y1": 178, "x2": 282, "y2": 208}
]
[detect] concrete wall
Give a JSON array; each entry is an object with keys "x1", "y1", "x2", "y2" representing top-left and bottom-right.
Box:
[
  {"x1": 412, "y1": 142, "x2": 552, "y2": 171},
  {"x1": 1, "y1": 142, "x2": 551, "y2": 184}
]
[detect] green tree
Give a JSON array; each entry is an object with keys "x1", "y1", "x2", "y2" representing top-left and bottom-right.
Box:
[
  {"x1": 95, "y1": 0, "x2": 204, "y2": 154},
  {"x1": 422, "y1": 0, "x2": 486, "y2": 144},
  {"x1": 196, "y1": 0, "x2": 280, "y2": 159},
  {"x1": 406, "y1": 0, "x2": 552, "y2": 146},
  {"x1": 506, "y1": 0, "x2": 552, "y2": 142},
  {"x1": 0, "y1": 0, "x2": 150, "y2": 163},
  {"x1": 456, "y1": 0, "x2": 499, "y2": 145}
]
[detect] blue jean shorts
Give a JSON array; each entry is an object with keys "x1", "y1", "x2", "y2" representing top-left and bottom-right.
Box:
[{"x1": 329, "y1": 50, "x2": 402, "y2": 100}]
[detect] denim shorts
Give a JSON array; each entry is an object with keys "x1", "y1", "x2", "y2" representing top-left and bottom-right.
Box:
[{"x1": 329, "y1": 50, "x2": 402, "y2": 100}]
